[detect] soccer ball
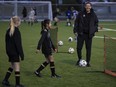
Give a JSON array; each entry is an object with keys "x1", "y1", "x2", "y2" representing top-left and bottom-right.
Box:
[
  {"x1": 68, "y1": 37, "x2": 73, "y2": 42},
  {"x1": 79, "y1": 60, "x2": 87, "y2": 67},
  {"x1": 67, "y1": 22, "x2": 71, "y2": 26},
  {"x1": 68, "y1": 47, "x2": 74, "y2": 54},
  {"x1": 58, "y1": 41, "x2": 63, "y2": 46}
]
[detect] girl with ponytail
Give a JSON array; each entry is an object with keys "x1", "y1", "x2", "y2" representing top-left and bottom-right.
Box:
[
  {"x1": 2, "y1": 16, "x2": 24, "y2": 87},
  {"x1": 35, "y1": 19, "x2": 61, "y2": 78},
  {"x1": 9, "y1": 18, "x2": 15, "y2": 36}
]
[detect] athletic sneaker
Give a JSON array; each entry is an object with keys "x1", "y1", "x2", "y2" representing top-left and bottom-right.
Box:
[
  {"x1": 34, "y1": 71, "x2": 42, "y2": 77},
  {"x1": 2, "y1": 80, "x2": 10, "y2": 86},
  {"x1": 15, "y1": 84, "x2": 24, "y2": 87},
  {"x1": 51, "y1": 74, "x2": 61, "y2": 78}
]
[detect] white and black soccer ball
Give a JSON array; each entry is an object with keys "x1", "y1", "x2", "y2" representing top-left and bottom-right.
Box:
[
  {"x1": 67, "y1": 22, "x2": 71, "y2": 26},
  {"x1": 68, "y1": 47, "x2": 74, "y2": 54},
  {"x1": 58, "y1": 41, "x2": 63, "y2": 46},
  {"x1": 79, "y1": 60, "x2": 87, "y2": 67},
  {"x1": 68, "y1": 37, "x2": 73, "y2": 42}
]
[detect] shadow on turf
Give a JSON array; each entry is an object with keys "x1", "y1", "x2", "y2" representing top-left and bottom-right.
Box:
[
  {"x1": 23, "y1": 71, "x2": 35, "y2": 77},
  {"x1": 0, "y1": 84, "x2": 14, "y2": 87},
  {"x1": 61, "y1": 59, "x2": 76, "y2": 65},
  {"x1": 84, "y1": 71, "x2": 116, "y2": 78},
  {"x1": 85, "y1": 71, "x2": 104, "y2": 73},
  {"x1": 57, "y1": 51, "x2": 69, "y2": 54}
]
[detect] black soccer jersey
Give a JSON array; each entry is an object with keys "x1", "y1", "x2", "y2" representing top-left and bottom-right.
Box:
[
  {"x1": 5, "y1": 27, "x2": 24, "y2": 60},
  {"x1": 37, "y1": 29, "x2": 55, "y2": 54}
]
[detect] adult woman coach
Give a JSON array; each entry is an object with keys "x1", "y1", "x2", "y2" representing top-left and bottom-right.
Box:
[{"x1": 74, "y1": 2, "x2": 98, "y2": 67}]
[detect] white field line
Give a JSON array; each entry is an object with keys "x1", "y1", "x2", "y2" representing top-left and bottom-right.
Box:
[
  {"x1": 100, "y1": 24, "x2": 116, "y2": 26},
  {"x1": 94, "y1": 36, "x2": 116, "y2": 39},
  {"x1": 98, "y1": 28, "x2": 116, "y2": 31},
  {"x1": 96, "y1": 27, "x2": 116, "y2": 39}
]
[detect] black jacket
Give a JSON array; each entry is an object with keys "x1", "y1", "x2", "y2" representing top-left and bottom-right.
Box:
[
  {"x1": 5, "y1": 27, "x2": 24, "y2": 59},
  {"x1": 73, "y1": 9, "x2": 98, "y2": 37},
  {"x1": 53, "y1": 11, "x2": 61, "y2": 18},
  {"x1": 37, "y1": 29, "x2": 55, "y2": 54}
]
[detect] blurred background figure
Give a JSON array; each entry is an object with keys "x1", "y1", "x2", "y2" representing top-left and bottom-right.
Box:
[
  {"x1": 33, "y1": 7, "x2": 38, "y2": 23},
  {"x1": 71, "y1": 7, "x2": 78, "y2": 27},
  {"x1": 103, "y1": 0, "x2": 110, "y2": 2},
  {"x1": 28, "y1": 8, "x2": 35, "y2": 26},
  {"x1": 66, "y1": 7, "x2": 72, "y2": 26},
  {"x1": 22, "y1": 6, "x2": 27, "y2": 23},
  {"x1": 53, "y1": 8, "x2": 61, "y2": 26}
]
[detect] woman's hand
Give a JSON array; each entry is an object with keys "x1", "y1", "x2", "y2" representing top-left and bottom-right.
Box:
[
  {"x1": 74, "y1": 33, "x2": 78, "y2": 36},
  {"x1": 36, "y1": 49, "x2": 40, "y2": 53}
]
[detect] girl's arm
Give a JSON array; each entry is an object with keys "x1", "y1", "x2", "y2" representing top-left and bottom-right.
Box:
[
  {"x1": 37, "y1": 31, "x2": 47, "y2": 50},
  {"x1": 50, "y1": 38, "x2": 55, "y2": 51},
  {"x1": 14, "y1": 28, "x2": 24, "y2": 60}
]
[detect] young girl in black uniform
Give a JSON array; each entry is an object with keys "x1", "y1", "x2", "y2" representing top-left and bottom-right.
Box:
[
  {"x1": 2, "y1": 16, "x2": 24, "y2": 87},
  {"x1": 34, "y1": 19, "x2": 61, "y2": 78}
]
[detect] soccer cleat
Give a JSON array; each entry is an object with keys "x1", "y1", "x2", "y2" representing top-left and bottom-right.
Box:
[
  {"x1": 75, "y1": 59, "x2": 81, "y2": 66},
  {"x1": 34, "y1": 71, "x2": 42, "y2": 77},
  {"x1": 51, "y1": 74, "x2": 61, "y2": 78},
  {"x1": 2, "y1": 80, "x2": 11, "y2": 86},
  {"x1": 86, "y1": 63, "x2": 91, "y2": 67},
  {"x1": 15, "y1": 84, "x2": 24, "y2": 87}
]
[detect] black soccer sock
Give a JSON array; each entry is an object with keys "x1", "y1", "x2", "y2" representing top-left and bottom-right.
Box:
[
  {"x1": 4, "y1": 67, "x2": 13, "y2": 81},
  {"x1": 54, "y1": 22, "x2": 57, "y2": 26},
  {"x1": 15, "y1": 71, "x2": 20, "y2": 85},
  {"x1": 50, "y1": 62, "x2": 55, "y2": 76},
  {"x1": 36, "y1": 61, "x2": 49, "y2": 72},
  {"x1": 31, "y1": 22, "x2": 33, "y2": 26},
  {"x1": 28, "y1": 21, "x2": 30, "y2": 24}
]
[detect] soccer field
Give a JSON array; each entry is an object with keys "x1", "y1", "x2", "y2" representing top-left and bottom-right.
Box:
[{"x1": 0, "y1": 21, "x2": 116, "y2": 87}]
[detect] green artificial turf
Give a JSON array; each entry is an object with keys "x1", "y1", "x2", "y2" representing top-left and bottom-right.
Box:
[{"x1": 0, "y1": 21, "x2": 116, "y2": 87}]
